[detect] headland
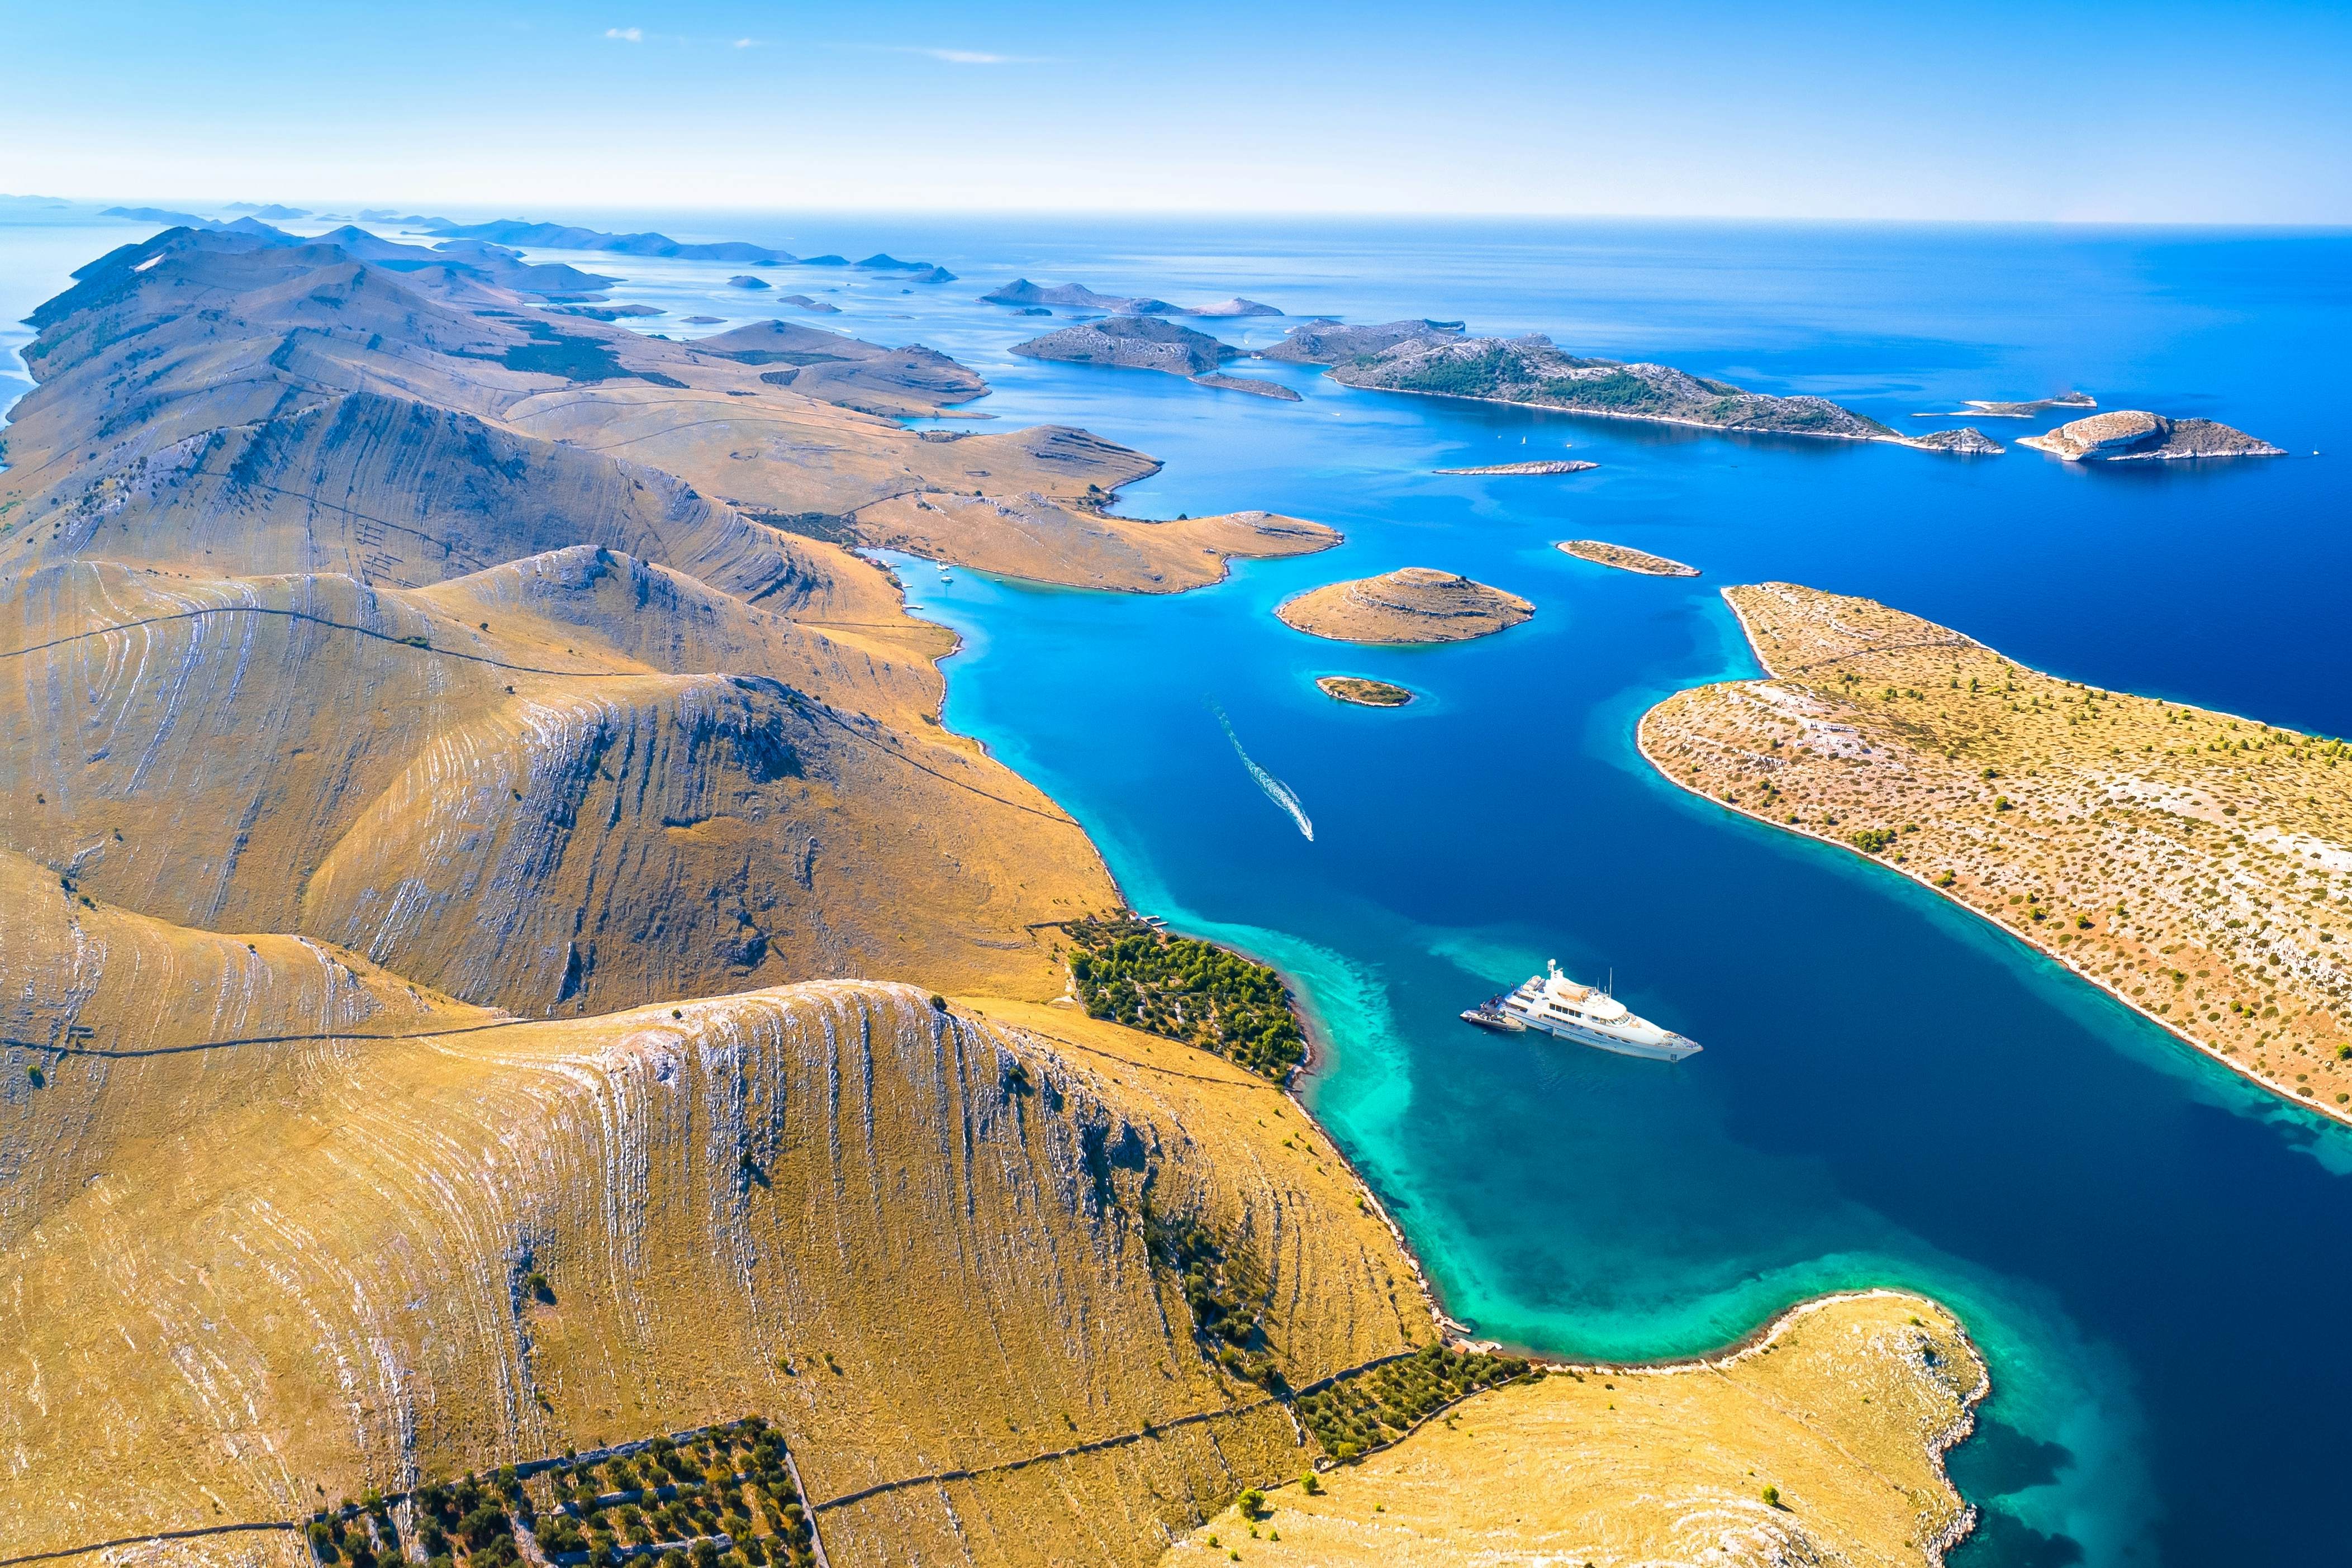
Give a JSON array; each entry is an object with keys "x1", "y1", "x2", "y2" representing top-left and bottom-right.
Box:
[{"x1": 1166, "y1": 1291, "x2": 1987, "y2": 1568}]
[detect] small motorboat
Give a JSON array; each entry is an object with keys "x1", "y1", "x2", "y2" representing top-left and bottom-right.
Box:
[{"x1": 1458, "y1": 996, "x2": 1527, "y2": 1032}]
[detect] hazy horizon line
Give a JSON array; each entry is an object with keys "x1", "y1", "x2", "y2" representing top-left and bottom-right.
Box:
[{"x1": 23, "y1": 196, "x2": 2352, "y2": 235}]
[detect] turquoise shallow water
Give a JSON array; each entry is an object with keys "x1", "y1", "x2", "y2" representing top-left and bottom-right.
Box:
[{"x1": 8, "y1": 207, "x2": 2351, "y2": 1565}]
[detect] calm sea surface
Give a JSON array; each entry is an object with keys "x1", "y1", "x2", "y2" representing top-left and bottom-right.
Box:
[{"x1": 6, "y1": 206, "x2": 2349, "y2": 1566}]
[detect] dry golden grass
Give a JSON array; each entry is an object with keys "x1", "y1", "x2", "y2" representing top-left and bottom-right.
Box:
[
  {"x1": 0, "y1": 554, "x2": 1106, "y2": 1014},
  {"x1": 1165, "y1": 1293, "x2": 1985, "y2": 1568},
  {"x1": 1, "y1": 881, "x2": 1428, "y2": 1566},
  {"x1": 1643, "y1": 582, "x2": 2352, "y2": 1120},
  {"x1": 1275, "y1": 569, "x2": 1532, "y2": 645}
]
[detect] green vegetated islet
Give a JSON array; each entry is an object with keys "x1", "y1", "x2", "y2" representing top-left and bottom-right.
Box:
[
  {"x1": 1295, "y1": 1343, "x2": 1536, "y2": 1462},
  {"x1": 310, "y1": 1419, "x2": 814, "y2": 1568},
  {"x1": 1066, "y1": 916, "x2": 1306, "y2": 1078}
]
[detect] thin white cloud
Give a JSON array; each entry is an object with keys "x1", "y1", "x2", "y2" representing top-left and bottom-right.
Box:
[
  {"x1": 899, "y1": 46, "x2": 1048, "y2": 65},
  {"x1": 604, "y1": 26, "x2": 642, "y2": 42},
  {"x1": 733, "y1": 37, "x2": 757, "y2": 49}
]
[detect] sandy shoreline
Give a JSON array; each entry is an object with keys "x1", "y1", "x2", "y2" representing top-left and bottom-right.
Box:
[{"x1": 1640, "y1": 588, "x2": 2352, "y2": 1132}]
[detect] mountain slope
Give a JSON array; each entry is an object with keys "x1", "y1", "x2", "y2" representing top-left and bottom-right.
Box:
[{"x1": 0, "y1": 873, "x2": 1423, "y2": 1565}]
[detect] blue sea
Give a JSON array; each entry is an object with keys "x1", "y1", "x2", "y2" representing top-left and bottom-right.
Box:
[{"x1": 6, "y1": 205, "x2": 2349, "y2": 1565}]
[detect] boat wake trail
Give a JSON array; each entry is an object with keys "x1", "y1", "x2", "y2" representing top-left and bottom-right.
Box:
[{"x1": 1212, "y1": 702, "x2": 1313, "y2": 841}]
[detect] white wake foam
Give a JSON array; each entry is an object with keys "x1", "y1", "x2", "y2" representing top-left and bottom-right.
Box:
[{"x1": 1213, "y1": 702, "x2": 1313, "y2": 841}]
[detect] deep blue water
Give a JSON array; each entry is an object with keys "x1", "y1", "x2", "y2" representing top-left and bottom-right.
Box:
[{"x1": 8, "y1": 206, "x2": 2351, "y2": 1565}]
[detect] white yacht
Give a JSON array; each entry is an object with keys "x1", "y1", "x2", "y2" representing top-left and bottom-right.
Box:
[{"x1": 1500, "y1": 963, "x2": 1702, "y2": 1062}]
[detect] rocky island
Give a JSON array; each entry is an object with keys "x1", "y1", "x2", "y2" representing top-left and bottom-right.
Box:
[
  {"x1": 1436, "y1": 458, "x2": 1598, "y2": 475},
  {"x1": 982, "y1": 277, "x2": 1181, "y2": 313},
  {"x1": 1909, "y1": 426, "x2": 2006, "y2": 454},
  {"x1": 1559, "y1": 539, "x2": 1700, "y2": 576},
  {"x1": 1013, "y1": 314, "x2": 1237, "y2": 375},
  {"x1": 1012, "y1": 317, "x2": 1300, "y2": 398},
  {"x1": 1264, "y1": 320, "x2": 2012, "y2": 453},
  {"x1": 1918, "y1": 391, "x2": 2097, "y2": 419},
  {"x1": 1277, "y1": 567, "x2": 1534, "y2": 644},
  {"x1": 1642, "y1": 582, "x2": 2352, "y2": 1122},
  {"x1": 1317, "y1": 675, "x2": 1417, "y2": 706},
  {"x1": 2020, "y1": 410, "x2": 2283, "y2": 462},
  {"x1": 1190, "y1": 297, "x2": 1282, "y2": 316}
]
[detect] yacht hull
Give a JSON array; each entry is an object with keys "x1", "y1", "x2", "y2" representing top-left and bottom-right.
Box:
[{"x1": 1503, "y1": 1004, "x2": 1702, "y2": 1062}]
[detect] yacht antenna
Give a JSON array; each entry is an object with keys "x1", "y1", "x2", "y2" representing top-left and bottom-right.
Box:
[{"x1": 1607, "y1": 967, "x2": 1614, "y2": 997}]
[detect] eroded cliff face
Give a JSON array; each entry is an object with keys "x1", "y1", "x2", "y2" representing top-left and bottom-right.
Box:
[{"x1": 1, "y1": 871, "x2": 1425, "y2": 1564}]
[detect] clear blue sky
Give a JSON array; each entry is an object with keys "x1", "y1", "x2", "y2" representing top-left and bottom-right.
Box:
[{"x1": 7, "y1": 0, "x2": 2349, "y2": 222}]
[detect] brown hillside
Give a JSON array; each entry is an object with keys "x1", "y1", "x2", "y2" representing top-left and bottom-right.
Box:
[
  {"x1": 0, "y1": 555, "x2": 1103, "y2": 1013},
  {"x1": 0, "y1": 873, "x2": 1425, "y2": 1566}
]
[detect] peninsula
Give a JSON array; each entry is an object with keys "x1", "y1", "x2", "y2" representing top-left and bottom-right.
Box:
[
  {"x1": 852, "y1": 496, "x2": 1337, "y2": 591},
  {"x1": 1641, "y1": 583, "x2": 2352, "y2": 1120},
  {"x1": 1559, "y1": 539, "x2": 1700, "y2": 576},
  {"x1": 1259, "y1": 318, "x2": 1465, "y2": 363},
  {"x1": 1317, "y1": 675, "x2": 1417, "y2": 706},
  {"x1": 1168, "y1": 1292, "x2": 1985, "y2": 1568},
  {"x1": 2018, "y1": 410, "x2": 2283, "y2": 462},
  {"x1": 1278, "y1": 568, "x2": 1534, "y2": 644}
]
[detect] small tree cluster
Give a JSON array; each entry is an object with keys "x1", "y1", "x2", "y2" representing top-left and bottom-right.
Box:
[
  {"x1": 1294, "y1": 1343, "x2": 1532, "y2": 1461},
  {"x1": 1066, "y1": 916, "x2": 1305, "y2": 1078}
]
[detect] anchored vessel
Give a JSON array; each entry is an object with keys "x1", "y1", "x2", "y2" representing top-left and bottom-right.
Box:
[{"x1": 1497, "y1": 963, "x2": 1702, "y2": 1061}]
